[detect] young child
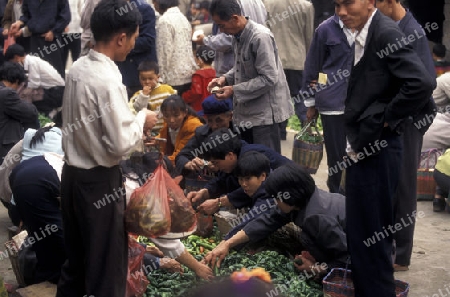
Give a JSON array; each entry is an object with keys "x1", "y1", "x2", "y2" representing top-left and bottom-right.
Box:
[
  {"x1": 129, "y1": 61, "x2": 176, "y2": 133},
  {"x1": 224, "y1": 151, "x2": 278, "y2": 239},
  {"x1": 182, "y1": 46, "x2": 216, "y2": 112},
  {"x1": 156, "y1": 95, "x2": 203, "y2": 164}
]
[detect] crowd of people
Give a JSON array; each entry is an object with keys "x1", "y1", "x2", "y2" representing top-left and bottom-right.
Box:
[{"x1": 0, "y1": 0, "x2": 448, "y2": 297}]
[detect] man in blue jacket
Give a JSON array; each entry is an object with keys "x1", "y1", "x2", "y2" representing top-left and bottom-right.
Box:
[
  {"x1": 187, "y1": 127, "x2": 292, "y2": 214},
  {"x1": 302, "y1": 14, "x2": 354, "y2": 194},
  {"x1": 10, "y1": 0, "x2": 71, "y2": 78},
  {"x1": 376, "y1": 0, "x2": 436, "y2": 272},
  {"x1": 117, "y1": 0, "x2": 157, "y2": 98}
]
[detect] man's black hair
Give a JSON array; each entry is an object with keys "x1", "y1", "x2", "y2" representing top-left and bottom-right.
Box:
[
  {"x1": 265, "y1": 163, "x2": 315, "y2": 209},
  {"x1": 201, "y1": 127, "x2": 242, "y2": 160},
  {"x1": 138, "y1": 60, "x2": 159, "y2": 74},
  {"x1": 4, "y1": 44, "x2": 25, "y2": 61},
  {"x1": 91, "y1": 0, "x2": 142, "y2": 44},
  {"x1": 199, "y1": 0, "x2": 210, "y2": 10},
  {"x1": 236, "y1": 151, "x2": 270, "y2": 178},
  {"x1": 196, "y1": 45, "x2": 215, "y2": 64},
  {"x1": 120, "y1": 151, "x2": 176, "y2": 183},
  {"x1": 154, "y1": 0, "x2": 180, "y2": 14},
  {"x1": 433, "y1": 44, "x2": 447, "y2": 59},
  {"x1": 209, "y1": 0, "x2": 241, "y2": 21},
  {"x1": 0, "y1": 62, "x2": 26, "y2": 84}
]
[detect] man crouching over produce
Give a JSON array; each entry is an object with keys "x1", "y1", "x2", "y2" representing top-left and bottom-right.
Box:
[{"x1": 203, "y1": 163, "x2": 348, "y2": 276}]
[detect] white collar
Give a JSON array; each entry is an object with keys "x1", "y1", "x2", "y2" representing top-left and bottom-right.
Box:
[{"x1": 355, "y1": 9, "x2": 377, "y2": 49}]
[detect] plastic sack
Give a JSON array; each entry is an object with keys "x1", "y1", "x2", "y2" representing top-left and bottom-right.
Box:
[
  {"x1": 193, "y1": 213, "x2": 214, "y2": 237},
  {"x1": 3, "y1": 35, "x2": 15, "y2": 54},
  {"x1": 164, "y1": 171, "x2": 197, "y2": 233},
  {"x1": 126, "y1": 236, "x2": 149, "y2": 297},
  {"x1": 125, "y1": 165, "x2": 171, "y2": 238}
]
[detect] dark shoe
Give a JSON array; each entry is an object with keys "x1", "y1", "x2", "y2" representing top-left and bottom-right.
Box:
[
  {"x1": 433, "y1": 198, "x2": 446, "y2": 212},
  {"x1": 393, "y1": 264, "x2": 409, "y2": 272}
]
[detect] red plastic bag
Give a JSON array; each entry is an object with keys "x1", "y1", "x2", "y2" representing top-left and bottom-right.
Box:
[
  {"x1": 3, "y1": 35, "x2": 15, "y2": 54},
  {"x1": 125, "y1": 165, "x2": 171, "y2": 238},
  {"x1": 126, "y1": 236, "x2": 149, "y2": 297},
  {"x1": 193, "y1": 213, "x2": 213, "y2": 237},
  {"x1": 164, "y1": 169, "x2": 197, "y2": 233}
]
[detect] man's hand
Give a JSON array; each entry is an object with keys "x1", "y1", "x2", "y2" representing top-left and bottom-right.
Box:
[
  {"x1": 184, "y1": 157, "x2": 206, "y2": 171},
  {"x1": 142, "y1": 85, "x2": 151, "y2": 96},
  {"x1": 207, "y1": 77, "x2": 226, "y2": 92},
  {"x1": 9, "y1": 21, "x2": 23, "y2": 35},
  {"x1": 197, "y1": 199, "x2": 220, "y2": 215},
  {"x1": 194, "y1": 33, "x2": 205, "y2": 45},
  {"x1": 214, "y1": 86, "x2": 233, "y2": 100},
  {"x1": 41, "y1": 30, "x2": 54, "y2": 42},
  {"x1": 143, "y1": 109, "x2": 158, "y2": 134},
  {"x1": 2, "y1": 29, "x2": 8, "y2": 36},
  {"x1": 187, "y1": 189, "x2": 209, "y2": 204},
  {"x1": 306, "y1": 107, "x2": 318, "y2": 122},
  {"x1": 13, "y1": 29, "x2": 23, "y2": 38},
  {"x1": 203, "y1": 240, "x2": 230, "y2": 269},
  {"x1": 293, "y1": 251, "x2": 316, "y2": 272},
  {"x1": 146, "y1": 245, "x2": 164, "y2": 258},
  {"x1": 159, "y1": 258, "x2": 183, "y2": 273},
  {"x1": 193, "y1": 262, "x2": 214, "y2": 280}
]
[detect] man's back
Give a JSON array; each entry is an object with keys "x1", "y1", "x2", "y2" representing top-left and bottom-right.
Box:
[{"x1": 263, "y1": 0, "x2": 314, "y2": 71}]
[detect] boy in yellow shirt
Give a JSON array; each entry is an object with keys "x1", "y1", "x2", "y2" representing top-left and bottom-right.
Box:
[{"x1": 129, "y1": 61, "x2": 176, "y2": 133}]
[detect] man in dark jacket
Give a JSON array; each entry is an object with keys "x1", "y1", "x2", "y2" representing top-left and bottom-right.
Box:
[
  {"x1": 336, "y1": 0, "x2": 435, "y2": 296},
  {"x1": 187, "y1": 127, "x2": 292, "y2": 214},
  {"x1": 175, "y1": 95, "x2": 233, "y2": 174},
  {"x1": 0, "y1": 62, "x2": 39, "y2": 162},
  {"x1": 376, "y1": 0, "x2": 436, "y2": 272},
  {"x1": 117, "y1": 0, "x2": 157, "y2": 98},
  {"x1": 9, "y1": 0, "x2": 71, "y2": 78}
]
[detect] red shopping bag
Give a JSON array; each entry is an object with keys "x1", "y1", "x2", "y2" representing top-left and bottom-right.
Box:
[{"x1": 4, "y1": 35, "x2": 15, "y2": 54}]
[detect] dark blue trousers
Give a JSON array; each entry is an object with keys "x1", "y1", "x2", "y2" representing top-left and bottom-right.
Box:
[{"x1": 346, "y1": 129, "x2": 402, "y2": 297}]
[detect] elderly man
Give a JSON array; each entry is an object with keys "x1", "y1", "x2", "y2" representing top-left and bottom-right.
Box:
[{"x1": 207, "y1": 0, "x2": 293, "y2": 154}]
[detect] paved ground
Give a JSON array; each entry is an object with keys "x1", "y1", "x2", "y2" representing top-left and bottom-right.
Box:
[{"x1": 0, "y1": 130, "x2": 448, "y2": 296}]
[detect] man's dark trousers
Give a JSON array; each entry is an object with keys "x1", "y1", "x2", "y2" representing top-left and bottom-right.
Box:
[
  {"x1": 346, "y1": 129, "x2": 402, "y2": 297},
  {"x1": 56, "y1": 164, "x2": 127, "y2": 297},
  {"x1": 393, "y1": 122, "x2": 422, "y2": 266},
  {"x1": 322, "y1": 114, "x2": 346, "y2": 193},
  {"x1": 30, "y1": 35, "x2": 65, "y2": 78}
]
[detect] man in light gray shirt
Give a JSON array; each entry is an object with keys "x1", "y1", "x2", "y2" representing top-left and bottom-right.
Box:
[
  {"x1": 207, "y1": 0, "x2": 293, "y2": 153},
  {"x1": 57, "y1": 1, "x2": 157, "y2": 296}
]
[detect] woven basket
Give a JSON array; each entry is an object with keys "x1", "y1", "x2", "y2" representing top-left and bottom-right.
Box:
[
  {"x1": 4, "y1": 240, "x2": 25, "y2": 287},
  {"x1": 292, "y1": 121, "x2": 324, "y2": 174},
  {"x1": 416, "y1": 149, "x2": 443, "y2": 201},
  {"x1": 323, "y1": 268, "x2": 409, "y2": 297}
]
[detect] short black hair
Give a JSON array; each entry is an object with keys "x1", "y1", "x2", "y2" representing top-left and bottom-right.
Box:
[
  {"x1": 202, "y1": 127, "x2": 242, "y2": 160},
  {"x1": 137, "y1": 60, "x2": 159, "y2": 74},
  {"x1": 209, "y1": 0, "x2": 241, "y2": 21},
  {"x1": 196, "y1": 45, "x2": 215, "y2": 64},
  {"x1": 236, "y1": 151, "x2": 270, "y2": 178},
  {"x1": 0, "y1": 62, "x2": 26, "y2": 84},
  {"x1": 199, "y1": 0, "x2": 210, "y2": 10},
  {"x1": 160, "y1": 94, "x2": 199, "y2": 119},
  {"x1": 91, "y1": 0, "x2": 142, "y2": 44},
  {"x1": 154, "y1": 0, "x2": 180, "y2": 14},
  {"x1": 265, "y1": 163, "x2": 315, "y2": 209},
  {"x1": 4, "y1": 44, "x2": 25, "y2": 61},
  {"x1": 433, "y1": 44, "x2": 447, "y2": 58},
  {"x1": 120, "y1": 151, "x2": 176, "y2": 182}
]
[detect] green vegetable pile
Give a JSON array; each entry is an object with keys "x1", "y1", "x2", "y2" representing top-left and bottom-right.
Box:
[
  {"x1": 138, "y1": 234, "x2": 323, "y2": 297},
  {"x1": 38, "y1": 114, "x2": 52, "y2": 127}
]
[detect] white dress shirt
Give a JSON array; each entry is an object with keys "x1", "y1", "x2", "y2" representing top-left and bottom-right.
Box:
[
  {"x1": 67, "y1": 0, "x2": 84, "y2": 34},
  {"x1": 62, "y1": 49, "x2": 147, "y2": 169},
  {"x1": 24, "y1": 55, "x2": 65, "y2": 89}
]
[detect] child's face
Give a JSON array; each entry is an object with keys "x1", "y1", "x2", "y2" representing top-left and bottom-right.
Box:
[
  {"x1": 209, "y1": 152, "x2": 237, "y2": 173},
  {"x1": 139, "y1": 71, "x2": 159, "y2": 90},
  {"x1": 238, "y1": 173, "x2": 266, "y2": 197},
  {"x1": 162, "y1": 109, "x2": 187, "y2": 131}
]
